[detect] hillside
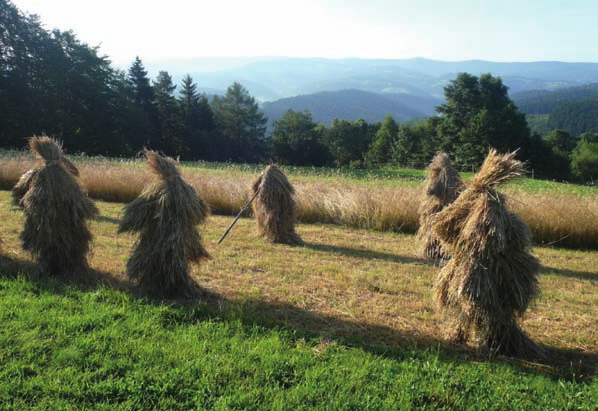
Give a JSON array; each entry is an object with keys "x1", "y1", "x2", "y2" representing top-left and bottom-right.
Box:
[
  {"x1": 261, "y1": 89, "x2": 436, "y2": 128},
  {"x1": 512, "y1": 83, "x2": 598, "y2": 114}
]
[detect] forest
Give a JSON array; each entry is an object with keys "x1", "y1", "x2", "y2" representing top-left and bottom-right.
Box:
[{"x1": 2, "y1": 0, "x2": 598, "y2": 182}]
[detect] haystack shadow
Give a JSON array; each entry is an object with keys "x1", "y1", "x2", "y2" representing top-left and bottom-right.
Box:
[
  {"x1": 541, "y1": 266, "x2": 597, "y2": 282},
  {"x1": 302, "y1": 241, "x2": 434, "y2": 266},
  {"x1": 156, "y1": 286, "x2": 597, "y2": 383}
]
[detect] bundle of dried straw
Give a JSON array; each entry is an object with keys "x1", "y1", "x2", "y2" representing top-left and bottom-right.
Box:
[
  {"x1": 12, "y1": 136, "x2": 98, "y2": 278},
  {"x1": 416, "y1": 152, "x2": 464, "y2": 261},
  {"x1": 432, "y1": 149, "x2": 542, "y2": 357},
  {"x1": 251, "y1": 165, "x2": 303, "y2": 245},
  {"x1": 118, "y1": 150, "x2": 211, "y2": 297}
]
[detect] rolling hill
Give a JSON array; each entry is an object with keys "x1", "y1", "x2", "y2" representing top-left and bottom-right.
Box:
[{"x1": 261, "y1": 89, "x2": 439, "y2": 128}]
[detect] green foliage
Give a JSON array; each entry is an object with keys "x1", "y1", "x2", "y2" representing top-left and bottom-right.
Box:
[
  {"x1": 513, "y1": 83, "x2": 598, "y2": 115},
  {"x1": 366, "y1": 114, "x2": 398, "y2": 166},
  {"x1": 544, "y1": 129, "x2": 578, "y2": 156},
  {"x1": 525, "y1": 114, "x2": 552, "y2": 137},
  {"x1": 548, "y1": 98, "x2": 598, "y2": 137},
  {"x1": 0, "y1": 1, "x2": 125, "y2": 154},
  {"x1": 211, "y1": 82, "x2": 268, "y2": 163},
  {"x1": 270, "y1": 109, "x2": 331, "y2": 166},
  {"x1": 176, "y1": 75, "x2": 215, "y2": 160},
  {"x1": 525, "y1": 132, "x2": 572, "y2": 181},
  {"x1": 152, "y1": 71, "x2": 179, "y2": 155},
  {"x1": 127, "y1": 57, "x2": 160, "y2": 150},
  {"x1": 437, "y1": 73, "x2": 533, "y2": 169},
  {"x1": 322, "y1": 118, "x2": 374, "y2": 168},
  {"x1": 571, "y1": 136, "x2": 598, "y2": 182}
]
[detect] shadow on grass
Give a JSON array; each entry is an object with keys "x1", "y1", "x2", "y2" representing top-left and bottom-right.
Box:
[
  {"x1": 302, "y1": 241, "x2": 435, "y2": 266},
  {"x1": 165, "y1": 287, "x2": 597, "y2": 383},
  {"x1": 94, "y1": 214, "x2": 122, "y2": 225},
  {"x1": 541, "y1": 266, "x2": 597, "y2": 282},
  {"x1": 0, "y1": 253, "x2": 132, "y2": 293},
  {"x1": 1, "y1": 254, "x2": 595, "y2": 384}
]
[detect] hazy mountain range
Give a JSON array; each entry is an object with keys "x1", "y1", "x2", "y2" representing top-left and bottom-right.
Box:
[{"x1": 144, "y1": 57, "x2": 598, "y2": 126}]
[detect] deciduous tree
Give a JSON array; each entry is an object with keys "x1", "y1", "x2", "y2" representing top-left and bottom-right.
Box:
[
  {"x1": 367, "y1": 114, "x2": 398, "y2": 166},
  {"x1": 437, "y1": 73, "x2": 532, "y2": 168},
  {"x1": 270, "y1": 109, "x2": 330, "y2": 166}
]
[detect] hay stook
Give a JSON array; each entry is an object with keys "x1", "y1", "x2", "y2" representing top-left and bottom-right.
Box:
[
  {"x1": 251, "y1": 164, "x2": 303, "y2": 245},
  {"x1": 416, "y1": 152, "x2": 464, "y2": 261},
  {"x1": 432, "y1": 149, "x2": 542, "y2": 358},
  {"x1": 13, "y1": 136, "x2": 98, "y2": 278},
  {"x1": 118, "y1": 150, "x2": 211, "y2": 298}
]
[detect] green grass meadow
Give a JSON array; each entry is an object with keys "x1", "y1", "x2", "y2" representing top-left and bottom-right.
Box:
[
  {"x1": 0, "y1": 154, "x2": 597, "y2": 409},
  {"x1": 0, "y1": 277, "x2": 595, "y2": 410}
]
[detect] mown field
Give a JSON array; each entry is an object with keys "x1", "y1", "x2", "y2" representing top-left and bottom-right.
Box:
[{"x1": 0, "y1": 153, "x2": 597, "y2": 409}]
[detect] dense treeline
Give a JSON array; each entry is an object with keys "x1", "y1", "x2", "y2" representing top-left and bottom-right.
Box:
[
  {"x1": 514, "y1": 84, "x2": 598, "y2": 141},
  {"x1": 3, "y1": 0, "x2": 598, "y2": 182},
  {"x1": 513, "y1": 83, "x2": 598, "y2": 114},
  {"x1": 548, "y1": 99, "x2": 598, "y2": 137}
]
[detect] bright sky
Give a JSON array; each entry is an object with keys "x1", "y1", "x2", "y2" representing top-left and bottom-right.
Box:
[{"x1": 10, "y1": 0, "x2": 598, "y2": 67}]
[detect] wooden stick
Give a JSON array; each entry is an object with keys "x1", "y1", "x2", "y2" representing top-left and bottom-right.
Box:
[{"x1": 217, "y1": 188, "x2": 260, "y2": 244}]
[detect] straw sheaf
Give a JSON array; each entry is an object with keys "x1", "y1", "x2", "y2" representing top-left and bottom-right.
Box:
[
  {"x1": 471, "y1": 149, "x2": 525, "y2": 192},
  {"x1": 251, "y1": 165, "x2": 303, "y2": 245},
  {"x1": 29, "y1": 136, "x2": 80, "y2": 177},
  {"x1": 416, "y1": 152, "x2": 464, "y2": 260},
  {"x1": 16, "y1": 137, "x2": 98, "y2": 277},
  {"x1": 145, "y1": 149, "x2": 181, "y2": 180},
  {"x1": 118, "y1": 151, "x2": 211, "y2": 297},
  {"x1": 12, "y1": 168, "x2": 39, "y2": 206},
  {"x1": 432, "y1": 149, "x2": 541, "y2": 357}
]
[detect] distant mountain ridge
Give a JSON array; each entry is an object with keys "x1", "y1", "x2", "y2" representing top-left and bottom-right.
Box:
[
  {"x1": 261, "y1": 89, "x2": 438, "y2": 127},
  {"x1": 144, "y1": 57, "x2": 598, "y2": 125}
]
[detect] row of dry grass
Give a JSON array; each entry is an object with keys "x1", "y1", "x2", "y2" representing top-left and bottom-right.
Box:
[{"x1": 1, "y1": 153, "x2": 598, "y2": 249}]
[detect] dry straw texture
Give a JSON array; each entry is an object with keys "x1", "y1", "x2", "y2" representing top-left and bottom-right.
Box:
[
  {"x1": 12, "y1": 136, "x2": 98, "y2": 278},
  {"x1": 118, "y1": 150, "x2": 211, "y2": 297},
  {"x1": 416, "y1": 152, "x2": 465, "y2": 260},
  {"x1": 432, "y1": 149, "x2": 542, "y2": 357},
  {"x1": 251, "y1": 165, "x2": 303, "y2": 245}
]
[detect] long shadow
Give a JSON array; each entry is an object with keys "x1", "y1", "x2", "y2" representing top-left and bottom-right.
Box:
[
  {"x1": 541, "y1": 266, "x2": 597, "y2": 282},
  {"x1": 1, "y1": 255, "x2": 595, "y2": 383},
  {"x1": 94, "y1": 214, "x2": 121, "y2": 225},
  {"x1": 154, "y1": 286, "x2": 597, "y2": 383},
  {"x1": 0, "y1": 253, "x2": 131, "y2": 292},
  {"x1": 302, "y1": 241, "x2": 435, "y2": 266}
]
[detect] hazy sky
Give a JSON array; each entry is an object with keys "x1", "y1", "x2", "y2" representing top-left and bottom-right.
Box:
[{"x1": 11, "y1": 0, "x2": 598, "y2": 67}]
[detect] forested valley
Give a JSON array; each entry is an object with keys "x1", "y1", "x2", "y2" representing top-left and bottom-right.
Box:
[{"x1": 2, "y1": 0, "x2": 598, "y2": 182}]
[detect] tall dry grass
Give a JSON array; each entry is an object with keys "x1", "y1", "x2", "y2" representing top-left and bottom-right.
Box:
[
  {"x1": 507, "y1": 190, "x2": 598, "y2": 249},
  {"x1": 1, "y1": 152, "x2": 598, "y2": 249}
]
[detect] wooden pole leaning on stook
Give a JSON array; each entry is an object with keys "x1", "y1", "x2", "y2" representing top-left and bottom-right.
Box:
[{"x1": 217, "y1": 187, "x2": 261, "y2": 244}]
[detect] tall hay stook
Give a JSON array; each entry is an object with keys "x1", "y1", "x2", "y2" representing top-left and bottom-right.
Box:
[
  {"x1": 13, "y1": 136, "x2": 98, "y2": 278},
  {"x1": 251, "y1": 165, "x2": 303, "y2": 245},
  {"x1": 416, "y1": 152, "x2": 465, "y2": 261},
  {"x1": 118, "y1": 150, "x2": 211, "y2": 297},
  {"x1": 432, "y1": 149, "x2": 542, "y2": 358}
]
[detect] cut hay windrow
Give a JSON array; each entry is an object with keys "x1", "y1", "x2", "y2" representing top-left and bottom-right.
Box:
[
  {"x1": 12, "y1": 136, "x2": 98, "y2": 278},
  {"x1": 432, "y1": 149, "x2": 542, "y2": 358},
  {"x1": 251, "y1": 164, "x2": 303, "y2": 245},
  {"x1": 416, "y1": 152, "x2": 464, "y2": 261},
  {"x1": 118, "y1": 150, "x2": 211, "y2": 297}
]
